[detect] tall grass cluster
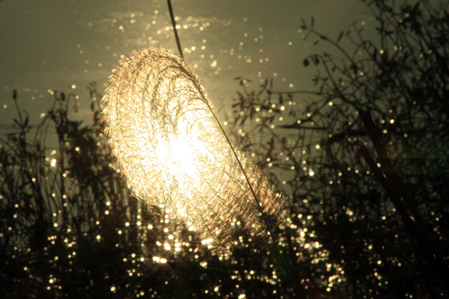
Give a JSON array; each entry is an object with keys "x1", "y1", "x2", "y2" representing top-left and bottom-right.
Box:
[{"x1": 1, "y1": 0, "x2": 448, "y2": 298}]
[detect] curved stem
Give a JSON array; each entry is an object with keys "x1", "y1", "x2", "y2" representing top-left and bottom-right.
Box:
[
  {"x1": 203, "y1": 98, "x2": 306, "y2": 298},
  {"x1": 166, "y1": 0, "x2": 184, "y2": 58}
]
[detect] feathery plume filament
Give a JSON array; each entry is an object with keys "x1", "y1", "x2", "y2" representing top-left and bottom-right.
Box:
[{"x1": 102, "y1": 47, "x2": 285, "y2": 248}]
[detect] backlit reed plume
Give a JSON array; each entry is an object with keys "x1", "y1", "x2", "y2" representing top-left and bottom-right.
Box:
[{"x1": 102, "y1": 47, "x2": 285, "y2": 248}]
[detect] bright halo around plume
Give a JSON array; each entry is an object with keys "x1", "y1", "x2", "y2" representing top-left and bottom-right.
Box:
[{"x1": 102, "y1": 47, "x2": 285, "y2": 248}]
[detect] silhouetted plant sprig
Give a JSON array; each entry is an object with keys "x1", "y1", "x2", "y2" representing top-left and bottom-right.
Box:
[{"x1": 224, "y1": 0, "x2": 449, "y2": 297}]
